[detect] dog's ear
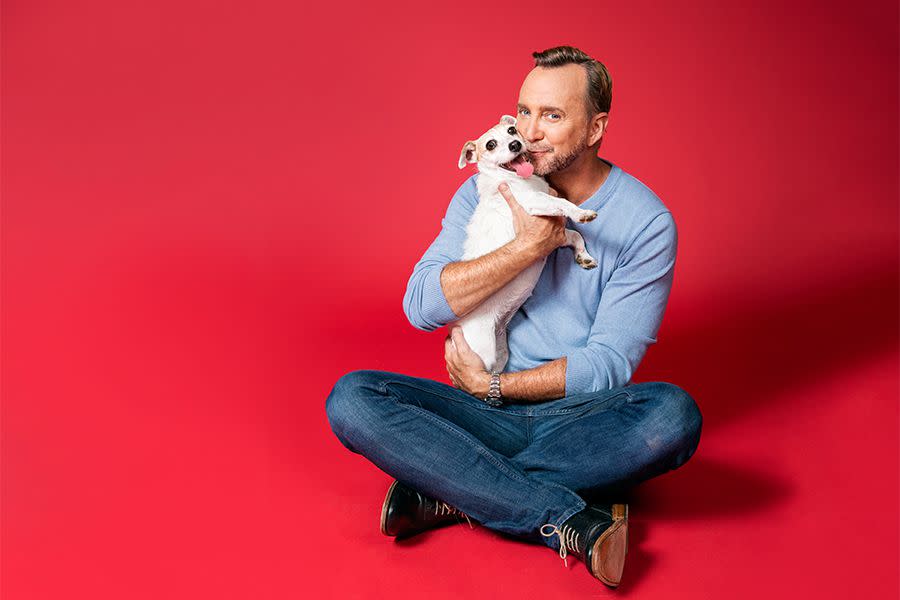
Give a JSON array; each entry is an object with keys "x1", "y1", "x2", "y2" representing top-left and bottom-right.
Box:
[
  {"x1": 500, "y1": 114, "x2": 517, "y2": 125},
  {"x1": 458, "y1": 141, "x2": 477, "y2": 169}
]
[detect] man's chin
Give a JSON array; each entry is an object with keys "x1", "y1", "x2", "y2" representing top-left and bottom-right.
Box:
[
  {"x1": 529, "y1": 156, "x2": 552, "y2": 177},
  {"x1": 534, "y1": 163, "x2": 557, "y2": 177}
]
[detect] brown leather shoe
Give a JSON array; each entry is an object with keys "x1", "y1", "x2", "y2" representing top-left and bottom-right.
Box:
[
  {"x1": 380, "y1": 480, "x2": 475, "y2": 539},
  {"x1": 540, "y1": 503, "x2": 629, "y2": 588}
]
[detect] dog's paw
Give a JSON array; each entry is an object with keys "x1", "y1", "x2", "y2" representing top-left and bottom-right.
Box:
[
  {"x1": 577, "y1": 210, "x2": 597, "y2": 223},
  {"x1": 575, "y1": 253, "x2": 598, "y2": 269}
]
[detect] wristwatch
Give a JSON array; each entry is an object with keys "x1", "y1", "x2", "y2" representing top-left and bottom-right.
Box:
[{"x1": 483, "y1": 371, "x2": 504, "y2": 407}]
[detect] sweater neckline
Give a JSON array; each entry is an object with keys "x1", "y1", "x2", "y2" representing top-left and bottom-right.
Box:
[{"x1": 577, "y1": 159, "x2": 622, "y2": 212}]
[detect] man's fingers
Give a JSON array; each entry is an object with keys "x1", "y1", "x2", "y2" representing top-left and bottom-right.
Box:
[
  {"x1": 498, "y1": 183, "x2": 520, "y2": 210},
  {"x1": 451, "y1": 327, "x2": 469, "y2": 350},
  {"x1": 446, "y1": 361, "x2": 457, "y2": 387}
]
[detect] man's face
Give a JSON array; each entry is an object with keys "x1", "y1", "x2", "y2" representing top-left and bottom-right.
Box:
[{"x1": 516, "y1": 64, "x2": 593, "y2": 177}]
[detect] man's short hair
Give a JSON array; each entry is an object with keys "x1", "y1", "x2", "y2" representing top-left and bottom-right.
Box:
[{"x1": 532, "y1": 46, "x2": 613, "y2": 117}]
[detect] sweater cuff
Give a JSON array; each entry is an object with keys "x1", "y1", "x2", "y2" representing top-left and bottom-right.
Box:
[
  {"x1": 421, "y1": 264, "x2": 459, "y2": 328},
  {"x1": 565, "y1": 348, "x2": 599, "y2": 396}
]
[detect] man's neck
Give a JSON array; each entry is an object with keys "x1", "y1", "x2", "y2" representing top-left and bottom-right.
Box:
[{"x1": 547, "y1": 154, "x2": 611, "y2": 206}]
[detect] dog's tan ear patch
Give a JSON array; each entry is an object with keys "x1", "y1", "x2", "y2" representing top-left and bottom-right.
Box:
[
  {"x1": 500, "y1": 114, "x2": 516, "y2": 125},
  {"x1": 458, "y1": 141, "x2": 477, "y2": 169}
]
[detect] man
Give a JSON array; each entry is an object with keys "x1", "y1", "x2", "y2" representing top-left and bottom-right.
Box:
[{"x1": 325, "y1": 46, "x2": 702, "y2": 589}]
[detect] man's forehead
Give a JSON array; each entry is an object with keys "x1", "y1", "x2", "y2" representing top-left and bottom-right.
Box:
[{"x1": 518, "y1": 65, "x2": 586, "y2": 110}]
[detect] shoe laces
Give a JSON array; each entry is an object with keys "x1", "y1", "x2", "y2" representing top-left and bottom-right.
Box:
[
  {"x1": 540, "y1": 523, "x2": 580, "y2": 567},
  {"x1": 434, "y1": 500, "x2": 474, "y2": 529},
  {"x1": 540, "y1": 506, "x2": 613, "y2": 568}
]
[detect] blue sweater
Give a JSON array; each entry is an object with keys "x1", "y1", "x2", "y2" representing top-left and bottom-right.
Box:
[{"x1": 402, "y1": 160, "x2": 677, "y2": 394}]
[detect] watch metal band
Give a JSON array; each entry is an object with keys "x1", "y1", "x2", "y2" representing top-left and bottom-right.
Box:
[{"x1": 483, "y1": 371, "x2": 503, "y2": 407}]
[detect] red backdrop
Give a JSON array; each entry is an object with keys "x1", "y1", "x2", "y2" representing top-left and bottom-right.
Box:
[{"x1": 3, "y1": 0, "x2": 898, "y2": 598}]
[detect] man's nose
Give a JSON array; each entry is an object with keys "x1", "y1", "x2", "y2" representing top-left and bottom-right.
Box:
[
  {"x1": 522, "y1": 118, "x2": 542, "y2": 142},
  {"x1": 508, "y1": 140, "x2": 522, "y2": 152}
]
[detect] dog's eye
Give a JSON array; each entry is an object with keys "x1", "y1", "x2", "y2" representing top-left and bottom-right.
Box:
[
  {"x1": 507, "y1": 127, "x2": 517, "y2": 135},
  {"x1": 486, "y1": 140, "x2": 497, "y2": 151}
]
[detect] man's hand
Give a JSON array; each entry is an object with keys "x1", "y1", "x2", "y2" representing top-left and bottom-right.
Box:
[
  {"x1": 444, "y1": 327, "x2": 491, "y2": 397},
  {"x1": 498, "y1": 183, "x2": 567, "y2": 258}
]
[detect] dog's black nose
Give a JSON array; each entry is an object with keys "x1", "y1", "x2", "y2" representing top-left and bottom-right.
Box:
[{"x1": 509, "y1": 140, "x2": 522, "y2": 153}]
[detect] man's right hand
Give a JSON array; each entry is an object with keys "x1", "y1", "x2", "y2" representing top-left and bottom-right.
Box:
[{"x1": 498, "y1": 183, "x2": 567, "y2": 258}]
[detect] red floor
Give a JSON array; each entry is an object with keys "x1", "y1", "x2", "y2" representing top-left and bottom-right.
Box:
[{"x1": 3, "y1": 0, "x2": 898, "y2": 598}]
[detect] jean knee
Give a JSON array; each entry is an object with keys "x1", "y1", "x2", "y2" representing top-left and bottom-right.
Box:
[
  {"x1": 660, "y1": 382, "x2": 702, "y2": 451},
  {"x1": 325, "y1": 369, "x2": 386, "y2": 441},
  {"x1": 638, "y1": 382, "x2": 702, "y2": 455}
]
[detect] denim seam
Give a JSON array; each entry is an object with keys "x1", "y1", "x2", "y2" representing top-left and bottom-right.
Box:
[
  {"x1": 530, "y1": 391, "x2": 631, "y2": 417},
  {"x1": 557, "y1": 391, "x2": 633, "y2": 426},
  {"x1": 383, "y1": 378, "x2": 529, "y2": 417}
]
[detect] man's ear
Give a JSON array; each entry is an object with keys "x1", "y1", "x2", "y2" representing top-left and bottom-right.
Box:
[
  {"x1": 458, "y1": 141, "x2": 477, "y2": 169},
  {"x1": 500, "y1": 114, "x2": 516, "y2": 125},
  {"x1": 588, "y1": 112, "x2": 609, "y2": 146}
]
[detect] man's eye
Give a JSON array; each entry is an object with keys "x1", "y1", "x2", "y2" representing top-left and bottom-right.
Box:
[
  {"x1": 507, "y1": 127, "x2": 517, "y2": 135},
  {"x1": 518, "y1": 108, "x2": 530, "y2": 116},
  {"x1": 547, "y1": 113, "x2": 561, "y2": 120},
  {"x1": 486, "y1": 140, "x2": 497, "y2": 151}
]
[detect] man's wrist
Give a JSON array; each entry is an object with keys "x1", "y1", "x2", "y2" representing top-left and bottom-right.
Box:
[
  {"x1": 483, "y1": 371, "x2": 504, "y2": 406},
  {"x1": 495, "y1": 358, "x2": 567, "y2": 404},
  {"x1": 474, "y1": 370, "x2": 492, "y2": 398},
  {"x1": 509, "y1": 237, "x2": 541, "y2": 262}
]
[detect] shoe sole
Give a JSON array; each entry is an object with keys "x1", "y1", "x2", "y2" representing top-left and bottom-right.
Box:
[
  {"x1": 380, "y1": 480, "x2": 400, "y2": 536},
  {"x1": 591, "y1": 503, "x2": 628, "y2": 588}
]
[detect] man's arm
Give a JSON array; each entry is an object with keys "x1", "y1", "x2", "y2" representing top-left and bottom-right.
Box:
[
  {"x1": 442, "y1": 183, "x2": 569, "y2": 318},
  {"x1": 402, "y1": 177, "x2": 478, "y2": 331},
  {"x1": 440, "y1": 240, "x2": 542, "y2": 319},
  {"x1": 564, "y1": 211, "x2": 678, "y2": 394},
  {"x1": 496, "y1": 358, "x2": 567, "y2": 402},
  {"x1": 403, "y1": 180, "x2": 564, "y2": 331},
  {"x1": 494, "y1": 211, "x2": 678, "y2": 402}
]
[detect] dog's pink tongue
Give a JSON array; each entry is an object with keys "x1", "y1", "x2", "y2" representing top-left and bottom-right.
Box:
[{"x1": 514, "y1": 159, "x2": 534, "y2": 178}]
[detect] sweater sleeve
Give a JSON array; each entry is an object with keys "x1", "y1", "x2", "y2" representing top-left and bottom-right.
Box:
[
  {"x1": 564, "y1": 211, "x2": 678, "y2": 393},
  {"x1": 402, "y1": 177, "x2": 479, "y2": 332}
]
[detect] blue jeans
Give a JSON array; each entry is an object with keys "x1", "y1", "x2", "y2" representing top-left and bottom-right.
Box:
[{"x1": 325, "y1": 370, "x2": 702, "y2": 550}]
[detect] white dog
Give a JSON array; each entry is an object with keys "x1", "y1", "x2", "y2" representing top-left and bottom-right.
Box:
[{"x1": 453, "y1": 114, "x2": 598, "y2": 374}]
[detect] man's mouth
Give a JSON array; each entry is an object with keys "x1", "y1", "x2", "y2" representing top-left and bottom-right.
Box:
[{"x1": 500, "y1": 153, "x2": 534, "y2": 178}]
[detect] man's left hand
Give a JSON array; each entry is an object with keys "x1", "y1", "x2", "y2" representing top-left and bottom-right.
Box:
[{"x1": 444, "y1": 327, "x2": 490, "y2": 397}]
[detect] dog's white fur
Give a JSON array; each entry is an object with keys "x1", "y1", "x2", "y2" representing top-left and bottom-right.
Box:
[{"x1": 453, "y1": 115, "x2": 598, "y2": 374}]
